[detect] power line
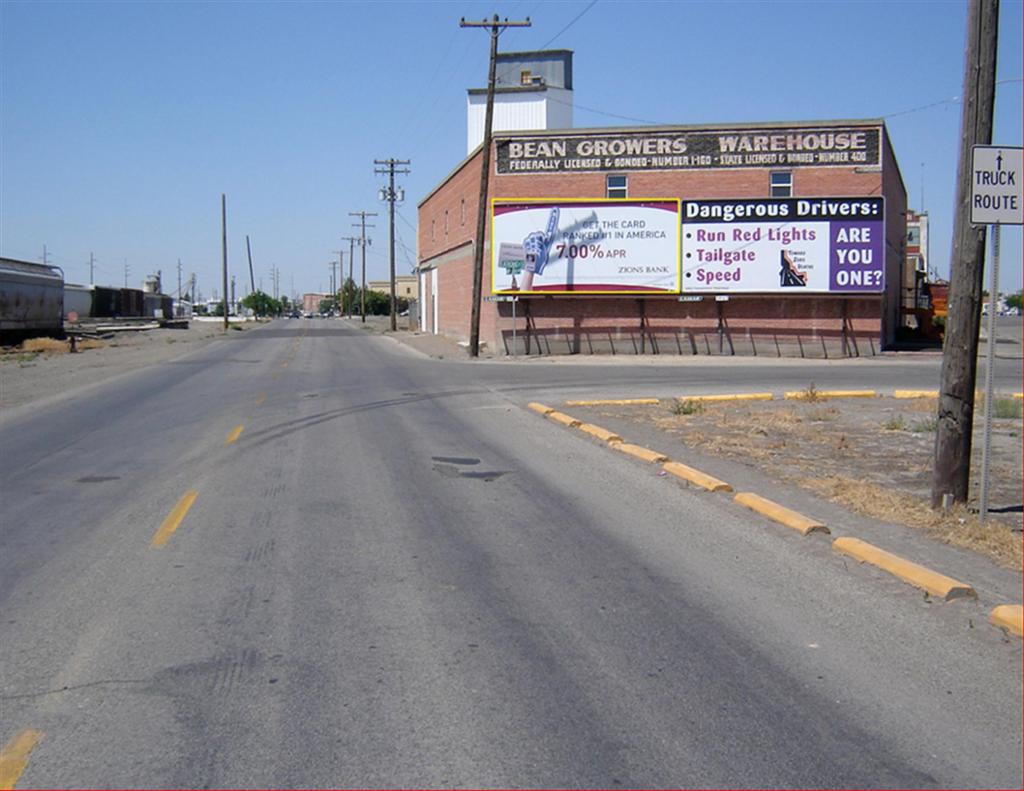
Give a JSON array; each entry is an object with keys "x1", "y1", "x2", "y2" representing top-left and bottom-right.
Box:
[{"x1": 536, "y1": 0, "x2": 598, "y2": 49}]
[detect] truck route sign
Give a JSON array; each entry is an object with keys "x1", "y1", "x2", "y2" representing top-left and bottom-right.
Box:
[{"x1": 970, "y1": 145, "x2": 1022, "y2": 225}]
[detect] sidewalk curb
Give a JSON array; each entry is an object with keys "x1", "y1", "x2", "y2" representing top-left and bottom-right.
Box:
[
  {"x1": 682, "y1": 393, "x2": 774, "y2": 403},
  {"x1": 612, "y1": 443, "x2": 669, "y2": 463},
  {"x1": 784, "y1": 389, "x2": 877, "y2": 400},
  {"x1": 577, "y1": 423, "x2": 623, "y2": 443},
  {"x1": 832, "y1": 537, "x2": 977, "y2": 601},
  {"x1": 662, "y1": 461, "x2": 732, "y2": 492},
  {"x1": 990, "y1": 605, "x2": 1023, "y2": 636},
  {"x1": 566, "y1": 398, "x2": 660, "y2": 406},
  {"x1": 734, "y1": 492, "x2": 830, "y2": 535}
]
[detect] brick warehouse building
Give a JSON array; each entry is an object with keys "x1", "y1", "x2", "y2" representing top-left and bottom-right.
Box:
[{"x1": 417, "y1": 119, "x2": 907, "y2": 356}]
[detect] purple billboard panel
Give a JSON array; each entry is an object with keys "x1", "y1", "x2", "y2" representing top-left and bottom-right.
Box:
[
  {"x1": 829, "y1": 221, "x2": 885, "y2": 292},
  {"x1": 681, "y1": 197, "x2": 885, "y2": 294}
]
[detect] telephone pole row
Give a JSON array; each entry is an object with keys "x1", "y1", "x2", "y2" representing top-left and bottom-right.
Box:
[{"x1": 375, "y1": 158, "x2": 411, "y2": 331}]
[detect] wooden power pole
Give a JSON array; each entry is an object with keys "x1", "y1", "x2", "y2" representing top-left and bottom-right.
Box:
[
  {"x1": 340, "y1": 236, "x2": 358, "y2": 318},
  {"x1": 461, "y1": 13, "x2": 531, "y2": 357},
  {"x1": 375, "y1": 158, "x2": 411, "y2": 331},
  {"x1": 221, "y1": 194, "x2": 229, "y2": 331},
  {"x1": 931, "y1": 0, "x2": 999, "y2": 508},
  {"x1": 350, "y1": 212, "x2": 377, "y2": 322}
]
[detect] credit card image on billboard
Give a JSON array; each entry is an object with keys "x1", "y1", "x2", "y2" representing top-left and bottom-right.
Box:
[{"x1": 498, "y1": 243, "x2": 526, "y2": 276}]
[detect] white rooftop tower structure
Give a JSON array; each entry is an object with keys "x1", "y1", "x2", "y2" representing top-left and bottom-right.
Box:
[{"x1": 467, "y1": 49, "x2": 573, "y2": 154}]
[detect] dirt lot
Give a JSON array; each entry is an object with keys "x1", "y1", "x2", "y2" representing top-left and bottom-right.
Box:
[
  {"x1": 0, "y1": 322, "x2": 239, "y2": 410},
  {"x1": 571, "y1": 392, "x2": 1023, "y2": 569}
]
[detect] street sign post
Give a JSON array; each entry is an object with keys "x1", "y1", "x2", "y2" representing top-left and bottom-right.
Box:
[{"x1": 970, "y1": 145, "x2": 1022, "y2": 522}]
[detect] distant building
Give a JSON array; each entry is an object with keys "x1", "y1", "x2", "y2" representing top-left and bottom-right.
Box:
[
  {"x1": 302, "y1": 293, "x2": 331, "y2": 314},
  {"x1": 466, "y1": 49, "x2": 573, "y2": 154},
  {"x1": 903, "y1": 209, "x2": 930, "y2": 322},
  {"x1": 367, "y1": 275, "x2": 418, "y2": 302}
]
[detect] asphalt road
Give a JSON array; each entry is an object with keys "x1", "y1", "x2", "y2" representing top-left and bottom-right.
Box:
[{"x1": 1, "y1": 320, "x2": 1021, "y2": 788}]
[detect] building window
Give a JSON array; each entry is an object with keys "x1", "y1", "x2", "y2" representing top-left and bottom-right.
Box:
[
  {"x1": 607, "y1": 174, "x2": 627, "y2": 198},
  {"x1": 770, "y1": 171, "x2": 792, "y2": 197},
  {"x1": 907, "y1": 226, "x2": 921, "y2": 246}
]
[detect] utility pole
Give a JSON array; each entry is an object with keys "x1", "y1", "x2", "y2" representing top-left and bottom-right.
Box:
[
  {"x1": 177, "y1": 257, "x2": 182, "y2": 298},
  {"x1": 332, "y1": 250, "x2": 345, "y2": 310},
  {"x1": 931, "y1": 0, "x2": 999, "y2": 509},
  {"x1": 246, "y1": 235, "x2": 257, "y2": 294},
  {"x1": 41, "y1": 244, "x2": 50, "y2": 265},
  {"x1": 375, "y1": 158, "x2": 411, "y2": 331},
  {"x1": 231, "y1": 274, "x2": 236, "y2": 315},
  {"x1": 124, "y1": 258, "x2": 130, "y2": 288},
  {"x1": 221, "y1": 194, "x2": 229, "y2": 330},
  {"x1": 340, "y1": 236, "x2": 359, "y2": 318},
  {"x1": 460, "y1": 13, "x2": 531, "y2": 357},
  {"x1": 350, "y1": 212, "x2": 377, "y2": 322}
]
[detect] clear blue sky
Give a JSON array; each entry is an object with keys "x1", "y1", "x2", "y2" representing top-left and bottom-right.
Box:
[{"x1": 2, "y1": 0, "x2": 1021, "y2": 301}]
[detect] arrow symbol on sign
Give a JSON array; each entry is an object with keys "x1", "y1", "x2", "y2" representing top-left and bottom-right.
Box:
[{"x1": 996, "y1": 152, "x2": 1003, "y2": 170}]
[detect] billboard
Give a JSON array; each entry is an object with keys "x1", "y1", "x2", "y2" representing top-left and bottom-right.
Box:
[
  {"x1": 496, "y1": 127, "x2": 882, "y2": 174},
  {"x1": 680, "y1": 198, "x2": 885, "y2": 293},
  {"x1": 491, "y1": 199, "x2": 680, "y2": 294}
]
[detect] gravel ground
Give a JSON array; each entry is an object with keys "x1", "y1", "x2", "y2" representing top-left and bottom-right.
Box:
[{"x1": 0, "y1": 322, "x2": 240, "y2": 411}]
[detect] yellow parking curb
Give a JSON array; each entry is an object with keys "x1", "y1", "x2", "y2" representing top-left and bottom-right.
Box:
[
  {"x1": 577, "y1": 423, "x2": 623, "y2": 443},
  {"x1": 662, "y1": 461, "x2": 732, "y2": 492},
  {"x1": 528, "y1": 402, "x2": 555, "y2": 415},
  {"x1": 990, "y1": 605, "x2": 1023, "y2": 636},
  {"x1": 832, "y1": 537, "x2": 976, "y2": 600},
  {"x1": 734, "y1": 492, "x2": 829, "y2": 535},
  {"x1": 784, "y1": 389, "x2": 877, "y2": 400},
  {"x1": 566, "y1": 398, "x2": 660, "y2": 406},
  {"x1": 612, "y1": 443, "x2": 668, "y2": 463},
  {"x1": 681, "y1": 393, "x2": 773, "y2": 403},
  {"x1": 893, "y1": 390, "x2": 938, "y2": 399},
  {"x1": 547, "y1": 411, "x2": 582, "y2": 428}
]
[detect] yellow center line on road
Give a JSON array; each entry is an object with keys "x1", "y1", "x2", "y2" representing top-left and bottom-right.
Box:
[
  {"x1": 225, "y1": 424, "x2": 244, "y2": 445},
  {"x1": 255, "y1": 393, "x2": 267, "y2": 406},
  {"x1": 151, "y1": 490, "x2": 199, "y2": 548},
  {"x1": 0, "y1": 729, "x2": 43, "y2": 790}
]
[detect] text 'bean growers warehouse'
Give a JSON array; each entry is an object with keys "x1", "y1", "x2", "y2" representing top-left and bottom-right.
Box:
[{"x1": 417, "y1": 50, "x2": 908, "y2": 356}]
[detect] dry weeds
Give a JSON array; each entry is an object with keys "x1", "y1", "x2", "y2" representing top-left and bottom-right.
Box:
[
  {"x1": 586, "y1": 397, "x2": 1022, "y2": 569},
  {"x1": 16, "y1": 337, "x2": 106, "y2": 355},
  {"x1": 799, "y1": 475, "x2": 1022, "y2": 571}
]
